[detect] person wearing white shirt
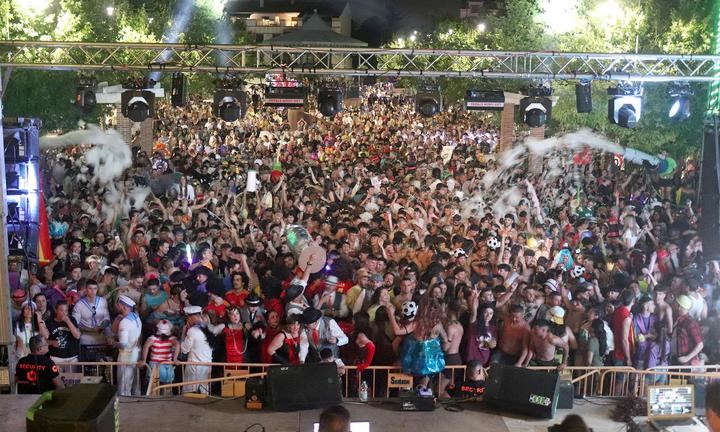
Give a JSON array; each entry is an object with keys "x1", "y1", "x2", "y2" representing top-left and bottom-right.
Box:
[
  {"x1": 72, "y1": 281, "x2": 111, "y2": 350},
  {"x1": 181, "y1": 306, "x2": 213, "y2": 394},
  {"x1": 299, "y1": 308, "x2": 348, "y2": 363},
  {"x1": 114, "y1": 295, "x2": 142, "y2": 396}
]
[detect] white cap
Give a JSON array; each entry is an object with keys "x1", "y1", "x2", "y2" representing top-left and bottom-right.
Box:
[
  {"x1": 156, "y1": 320, "x2": 173, "y2": 336},
  {"x1": 184, "y1": 305, "x2": 202, "y2": 315},
  {"x1": 117, "y1": 295, "x2": 136, "y2": 308}
]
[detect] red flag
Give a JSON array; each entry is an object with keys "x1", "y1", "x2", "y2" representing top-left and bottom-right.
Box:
[{"x1": 38, "y1": 190, "x2": 51, "y2": 266}]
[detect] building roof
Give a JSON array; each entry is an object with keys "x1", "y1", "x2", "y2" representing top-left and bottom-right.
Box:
[
  {"x1": 225, "y1": 0, "x2": 348, "y2": 17},
  {"x1": 260, "y1": 12, "x2": 367, "y2": 47}
]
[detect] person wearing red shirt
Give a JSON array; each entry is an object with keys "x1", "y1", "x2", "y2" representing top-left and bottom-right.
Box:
[
  {"x1": 225, "y1": 272, "x2": 250, "y2": 309},
  {"x1": 205, "y1": 286, "x2": 228, "y2": 321},
  {"x1": 674, "y1": 295, "x2": 704, "y2": 366},
  {"x1": 611, "y1": 290, "x2": 635, "y2": 366}
]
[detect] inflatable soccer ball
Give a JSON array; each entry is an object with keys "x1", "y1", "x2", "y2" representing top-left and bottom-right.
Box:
[
  {"x1": 487, "y1": 237, "x2": 501, "y2": 249},
  {"x1": 402, "y1": 301, "x2": 418, "y2": 319},
  {"x1": 571, "y1": 265, "x2": 586, "y2": 279}
]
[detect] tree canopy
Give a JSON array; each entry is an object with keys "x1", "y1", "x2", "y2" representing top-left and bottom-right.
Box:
[{"x1": 387, "y1": 0, "x2": 717, "y2": 157}]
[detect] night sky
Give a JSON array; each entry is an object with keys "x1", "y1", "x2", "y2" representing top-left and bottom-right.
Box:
[{"x1": 347, "y1": 0, "x2": 464, "y2": 46}]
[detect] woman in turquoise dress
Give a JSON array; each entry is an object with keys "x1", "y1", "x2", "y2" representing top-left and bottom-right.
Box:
[{"x1": 399, "y1": 297, "x2": 447, "y2": 394}]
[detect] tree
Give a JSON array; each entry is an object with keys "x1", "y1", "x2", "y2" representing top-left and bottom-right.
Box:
[{"x1": 383, "y1": 0, "x2": 715, "y2": 157}]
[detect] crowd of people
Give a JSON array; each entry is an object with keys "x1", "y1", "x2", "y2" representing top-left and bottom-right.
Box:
[{"x1": 9, "y1": 83, "x2": 720, "y2": 398}]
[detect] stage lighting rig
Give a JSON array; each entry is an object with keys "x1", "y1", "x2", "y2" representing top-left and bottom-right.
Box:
[
  {"x1": 415, "y1": 85, "x2": 443, "y2": 118},
  {"x1": 213, "y1": 76, "x2": 247, "y2": 122},
  {"x1": 121, "y1": 76, "x2": 156, "y2": 123},
  {"x1": 667, "y1": 82, "x2": 693, "y2": 122},
  {"x1": 520, "y1": 86, "x2": 552, "y2": 128},
  {"x1": 608, "y1": 83, "x2": 643, "y2": 129}
]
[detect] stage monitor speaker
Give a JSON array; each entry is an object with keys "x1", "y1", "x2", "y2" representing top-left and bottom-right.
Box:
[
  {"x1": 245, "y1": 377, "x2": 266, "y2": 410},
  {"x1": 700, "y1": 118, "x2": 720, "y2": 259},
  {"x1": 266, "y1": 363, "x2": 341, "y2": 411},
  {"x1": 484, "y1": 364, "x2": 560, "y2": 419},
  {"x1": 26, "y1": 383, "x2": 118, "y2": 432}
]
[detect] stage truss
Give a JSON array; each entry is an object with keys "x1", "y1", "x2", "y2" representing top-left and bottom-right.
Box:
[{"x1": 1, "y1": 40, "x2": 720, "y2": 82}]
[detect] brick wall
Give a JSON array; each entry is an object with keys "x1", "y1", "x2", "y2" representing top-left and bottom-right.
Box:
[
  {"x1": 528, "y1": 125, "x2": 546, "y2": 173},
  {"x1": 115, "y1": 104, "x2": 154, "y2": 152},
  {"x1": 499, "y1": 103, "x2": 515, "y2": 152}
]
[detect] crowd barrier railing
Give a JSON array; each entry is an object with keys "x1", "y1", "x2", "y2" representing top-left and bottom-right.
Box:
[{"x1": 53, "y1": 361, "x2": 720, "y2": 401}]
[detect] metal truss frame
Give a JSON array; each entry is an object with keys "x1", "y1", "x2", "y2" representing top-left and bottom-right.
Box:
[{"x1": 1, "y1": 40, "x2": 720, "y2": 82}]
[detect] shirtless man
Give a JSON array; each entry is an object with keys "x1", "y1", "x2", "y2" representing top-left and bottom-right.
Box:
[
  {"x1": 520, "y1": 319, "x2": 569, "y2": 368},
  {"x1": 491, "y1": 304, "x2": 530, "y2": 366},
  {"x1": 443, "y1": 300, "x2": 464, "y2": 366},
  {"x1": 654, "y1": 285, "x2": 674, "y2": 332}
]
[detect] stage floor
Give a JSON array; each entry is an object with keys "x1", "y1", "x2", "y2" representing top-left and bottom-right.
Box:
[{"x1": 0, "y1": 394, "x2": 624, "y2": 432}]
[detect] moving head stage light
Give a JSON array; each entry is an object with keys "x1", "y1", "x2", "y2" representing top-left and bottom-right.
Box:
[
  {"x1": 520, "y1": 86, "x2": 552, "y2": 128},
  {"x1": 608, "y1": 84, "x2": 643, "y2": 129},
  {"x1": 415, "y1": 85, "x2": 443, "y2": 118}
]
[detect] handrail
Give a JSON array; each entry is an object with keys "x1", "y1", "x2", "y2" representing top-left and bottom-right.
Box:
[
  {"x1": 53, "y1": 361, "x2": 720, "y2": 400},
  {"x1": 150, "y1": 372, "x2": 267, "y2": 396}
]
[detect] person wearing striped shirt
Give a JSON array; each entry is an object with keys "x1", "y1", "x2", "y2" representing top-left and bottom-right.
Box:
[{"x1": 141, "y1": 320, "x2": 180, "y2": 390}]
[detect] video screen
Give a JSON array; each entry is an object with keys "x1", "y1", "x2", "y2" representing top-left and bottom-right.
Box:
[{"x1": 648, "y1": 386, "x2": 693, "y2": 416}]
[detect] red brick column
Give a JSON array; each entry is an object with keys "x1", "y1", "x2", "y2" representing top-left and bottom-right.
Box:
[
  {"x1": 528, "y1": 125, "x2": 546, "y2": 173},
  {"x1": 499, "y1": 103, "x2": 515, "y2": 152}
]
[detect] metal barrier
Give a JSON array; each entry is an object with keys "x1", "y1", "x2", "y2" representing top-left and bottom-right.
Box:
[{"x1": 54, "y1": 361, "x2": 720, "y2": 400}]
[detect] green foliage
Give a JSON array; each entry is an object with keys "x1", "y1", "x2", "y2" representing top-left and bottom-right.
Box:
[
  {"x1": 384, "y1": 0, "x2": 716, "y2": 157},
  {"x1": 0, "y1": 0, "x2": 246, "y2": 131},
  {"x1": 549, "y1": 81, "x2": 705, "y2": 157},
  {"x1": 2, "y1": 70, "x2": 103, "y2": 131}
]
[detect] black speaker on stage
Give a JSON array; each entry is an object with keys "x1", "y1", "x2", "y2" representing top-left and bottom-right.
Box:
[
  {"x1": 266, "y1": 363, "x2": 341, "y2": 411},
  {"x1": 26, "y1": 383, "x2": 118, "y2": 432},
  {"x1": 484, "y1": 364, "x2": 560, "y2": 419},
  {"x1": 245, "y1": 377, "x2": 266, "y2": 410}
]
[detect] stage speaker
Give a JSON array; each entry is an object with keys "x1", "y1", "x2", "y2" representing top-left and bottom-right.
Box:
[
  {"x1": 3, "y1": 121, "x2": 40, "y2": 163},
  {"x1": 700, "y1": 117, "x2": 720, "y2": 259},
  {"x1": 557, "y1": 380, "x2": 574, "y2": 409},
  {"x1": 484, "y1": 364, "x2": 560, "y2": 419},
  {"x1": 171, "y1": 72, "x2": 187, "y2": 107},
  {"x1": 8, "y1": 222, "x2": 39, "y2": 259},
  {"x1": 266, "y1": 363, "x2": 341, "y2": 411},
  {"x1": 245, "y1": 377, "x2": 266, "y2": 410},
  {"x1": 576, "y1": 81, "x2": 593, "y2": 113},
  {"x1": 26, "y1": 383, "x2": 118, "y2": 432}
]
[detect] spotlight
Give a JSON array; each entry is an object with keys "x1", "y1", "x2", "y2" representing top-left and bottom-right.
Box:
[
  {"x1": 667, "y1": 82, "x2": 693, "y2": 122},
  {"x1": 74, "y1": 79, "x2": 97, "y2": 115},
  {"x1": 121, "y1": 90, "x2": 155, "y2": 123},
  {"x1": 212, "y1": 76, "x2": 247, "y2": 122},
  {"x1": 318, "y1": 88, "x2": 343, "y2": 117},
  {"x1": 608, "y1": 84, "x2": 643, "y2": 129},
  {"x1": 213, "y1": 90, "x2": 247, "y2": 122},
  {"x1": 575, "y1": 81, "x2": 592, "y2": 113},
  {"x1": 415, "y1": 85, "x2": 443, "y2": 118},
  {"x1": 520, "y1": 87, "x2": 552, "y2": 128}
]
